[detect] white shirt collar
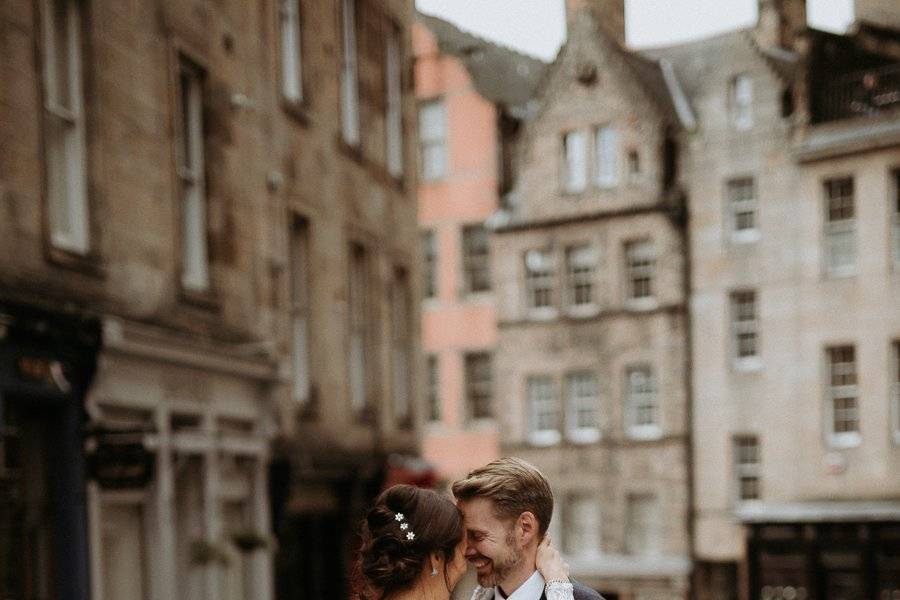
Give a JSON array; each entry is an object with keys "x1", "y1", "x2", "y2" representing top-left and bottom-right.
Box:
[{"x1": 494, "y1": 570, "x2": 545, "y2": 600}]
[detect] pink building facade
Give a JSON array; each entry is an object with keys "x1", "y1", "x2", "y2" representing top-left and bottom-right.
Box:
[{"x1": 413, "y1": 14, "x2": 544, "y2": 482}]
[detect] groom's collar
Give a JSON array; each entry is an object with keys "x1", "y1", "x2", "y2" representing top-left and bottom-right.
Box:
[{"x1": 495, "y1": 570, "x2": 544, "y2": 600}]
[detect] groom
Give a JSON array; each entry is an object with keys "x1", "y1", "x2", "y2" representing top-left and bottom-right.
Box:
[{"x1": 452, "y1": 457, "x2": 604, "y2": 600}]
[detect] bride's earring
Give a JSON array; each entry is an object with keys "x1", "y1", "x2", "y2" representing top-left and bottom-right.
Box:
[{"x1": 431, "y1": 567, "x2": 438, "y2": 577}]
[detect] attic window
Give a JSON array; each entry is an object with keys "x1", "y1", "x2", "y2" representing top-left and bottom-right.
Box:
[{"x1": 576, "y1": 62, "x2": 598, "y2": 85}]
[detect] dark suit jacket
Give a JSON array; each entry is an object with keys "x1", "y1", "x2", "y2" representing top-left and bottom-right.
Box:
[{"x1": 548, "y1": 580, "x2": 604, "y2": 600}]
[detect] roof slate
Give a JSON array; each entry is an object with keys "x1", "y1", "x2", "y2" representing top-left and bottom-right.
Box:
[{"x1": 417, "y1": 12, "x2": 547, "y2": 112}]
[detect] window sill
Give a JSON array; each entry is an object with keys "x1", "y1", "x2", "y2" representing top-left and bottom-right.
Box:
[
  {"x1": 281, "y1": 98, "x2": 312, "y2": 126},
  {"x1": 464, "y1": 417, "x2": 498, "y2": 432},
  {"x1": 627, "y1": 425, "x2": 662, "y2": 441},
  {"x1": 178, "y1": 287, "x2": 221, "y2": 312},
  {"x1": 567, "y1": 428, "x2": 601, "y2": 444},
  {"x1": 565, "y1": 304, "x2": 600, "y2": 319},
  {"x1": 733, "y1": 356, "x2": 763, "y2": 373},
  {"x1": 336, "y1": 137, "x2": 406, "y2": 191},
  {"x1": 528, "y1": 430, "x2": 561, "y2": 447},
  {"x1": 594, "y1": 180, "x2": 618, "y2": 190},
  {"x1": 625, "y1": 297, "x2": 658, "y2": 312},
  {"x1": 825, "y1": 267, "x2": 856, "y2": 280},
  {"x1": 461, "y1": 290, "x2": 493, "y2": 303},
  {"x1": 527, "y1": 307, "x2": 558, "y2": 321},
  {"x1": 828, "y1": 432, "x2": 861, "y2": 449},
  {"x1": 731, "y1": 229, "x2": 761, "y2": 245},
  {"x1": 45, "y1": 244, "x2": 105, "y2": 278}
]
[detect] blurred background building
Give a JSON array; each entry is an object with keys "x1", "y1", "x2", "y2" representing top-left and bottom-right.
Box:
[
  {"x1": 2, "y1": 0, "x2": 899, "y2": 599},
  {"x1": 0, "y1": 1, "x2": 420, "y2": 599},
  {"x1": 413, "y1": 13, "x2": 545, "y2": 484},
  {"x1": 488, "y1": 0, "x2": 692, "y2": 597},
  {"x1": 416, "y1": 0, "x2": 900, "y2": 599}
]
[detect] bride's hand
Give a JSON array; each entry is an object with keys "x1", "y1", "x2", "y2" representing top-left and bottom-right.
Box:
[{"x1": 536, "y1": 535, "x2": 569, "y2": 583}]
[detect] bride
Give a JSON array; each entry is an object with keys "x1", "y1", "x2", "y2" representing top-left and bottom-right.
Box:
[{"x1": 353, "y1": 484, "x2": 573, "y2": 600}]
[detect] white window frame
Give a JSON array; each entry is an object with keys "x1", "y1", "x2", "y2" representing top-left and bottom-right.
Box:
[
  {"x1": 348, "y1": 244, "x2": 369, "y2": 413},
  {"x1": 734, "y1": 435, "x2": 761, "y2": 502},
  {"x1": 727, "y1": 177, "x2": 759, "y2": 243},
  {"x1": 465, "y1": 352, "x2": 493, "y2": 421},
  {"x1": 594, "y1": 125, "x2": 618, "y2": 188},
  {"x1": 624, "y1": 240, "x2": 656, "y2": 309},
  {"x1": 625, "y1": 365, "x2": 660, "y2": 440},
  {"x1": 565, "y1": 245, "x2": 597, "y2": 315},
  {"x1": 566, "y1": 372, "x2": 600, "y2": 444},
  {"x1": 730, "y1": 74, "x2": 753, "y2": 130},
  {"x1": 42, "y1": 0, "x2": 90, "y2": 255},
  {"x1": 524, "y1": 248, "x2": 556, "y2": 319},
  {"x1": 824, "y1": 177, "x2": 856, "y2": 278},
  {"x1": 731, "y1": 290, "x2": 761, "y2": 371},
  {"x1": 562, "y1": 130, "x2": 588, "y2": 194},
  {"x1": 564, "y1": 494, "x2": 601, "y2": 558},
  {"x1": 391, "y1": 270, "x2": 411, "y2": 425},
  {"x1": 290, "y1": 218, "x2": 311, "y2": 406},
  {"x1": 825, "y1": 345, "x2": 860, "y2": 448},
  {"x1": 339, "y1": 0, "x2": 359, "y2": 146},
  {"x1": 419, "y1": 100, "x2": 447, "y2": 181},
  {"x1": 385, "y1": 25, "x2": 404, "y2": 178},
  {"x1": 528, "y1": 376, "x2": 560, "y2": 446},
  {"x1": 279, "y1": 0, "x2": 304, "y2": 104},
  {"x1": 178, "y1": 58, "x2": 210, "y2": 293}
]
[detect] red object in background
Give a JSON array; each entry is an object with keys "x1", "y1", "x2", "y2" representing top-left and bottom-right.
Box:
[{"x1": 382, "y1": 454, "x2": 438, "y2": 490}]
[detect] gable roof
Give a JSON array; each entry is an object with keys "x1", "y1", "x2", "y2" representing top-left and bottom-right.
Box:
[{"x1": 417, "y1": 12, "x2": 547, "y2": 114}]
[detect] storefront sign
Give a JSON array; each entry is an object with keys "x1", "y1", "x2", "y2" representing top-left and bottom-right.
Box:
[{"x1": 86, "y1": 429, "x2": 155, "y2": 490}]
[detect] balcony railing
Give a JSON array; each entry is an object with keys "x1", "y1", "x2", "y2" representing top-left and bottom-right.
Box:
[{"x1": 817, "y1": 63, "x2": 900, "y2": 123}]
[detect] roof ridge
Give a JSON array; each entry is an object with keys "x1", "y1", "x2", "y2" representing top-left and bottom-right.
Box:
[
  {"x1": 635, "y1": 26, "x2": 753, "y2": 55},
  {"x1": 416, "y1": 11, "x2": 546, "y2": 66}
]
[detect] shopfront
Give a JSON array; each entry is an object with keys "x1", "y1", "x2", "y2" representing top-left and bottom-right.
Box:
[
  {"x1": 747, "y1": 518, "x2": 900, "y2": 599},
  {"x1": 0, "y1": 302, "x2": 101, "y2": 600}
]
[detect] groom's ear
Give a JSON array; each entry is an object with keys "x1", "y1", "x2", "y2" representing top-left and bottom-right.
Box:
[{"x1": 517, "y1": 511, "x2": 539, "y2": 545}]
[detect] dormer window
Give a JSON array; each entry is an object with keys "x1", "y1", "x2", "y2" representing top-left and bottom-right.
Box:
[
  {"x1": 730, "y1": 74, "x2": 753, "y2": 130},
  {"x1": 594, "y1": 125, "x2": 618, "y2": 188},
  {"x1": 562, "y1": 131, "x2": 588, "y2": 193}
]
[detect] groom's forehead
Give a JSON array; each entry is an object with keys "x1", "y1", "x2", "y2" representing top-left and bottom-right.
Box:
[{"x1": 459, "y1": 496, "x2": 514, "y2": 527}]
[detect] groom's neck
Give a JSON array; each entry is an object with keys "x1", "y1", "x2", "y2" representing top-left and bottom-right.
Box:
[{"x1": 497, "y1": 555, "x2": 537, "y2": 598}]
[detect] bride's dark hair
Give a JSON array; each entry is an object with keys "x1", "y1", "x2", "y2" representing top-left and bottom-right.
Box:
[{"x1": 353, "y1": 484, "x2": 464, "y2": 600}]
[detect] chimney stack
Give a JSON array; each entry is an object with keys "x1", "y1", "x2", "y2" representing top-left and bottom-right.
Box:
[
  {"x1": 755, "y1": 0, "x2": 807, "y2": 50},
  {"x1": 565, "y1": 0, "x2": 626, "y2": 47}
]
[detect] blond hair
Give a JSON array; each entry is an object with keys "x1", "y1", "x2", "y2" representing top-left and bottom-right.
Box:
[{"x1": 451, "y1": 457, "x2": 553, "y2": 536}]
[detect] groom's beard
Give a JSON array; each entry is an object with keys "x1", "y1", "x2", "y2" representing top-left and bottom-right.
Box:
[{"x1": 480, "y1": 528, "x2": 523, "y2": 588}]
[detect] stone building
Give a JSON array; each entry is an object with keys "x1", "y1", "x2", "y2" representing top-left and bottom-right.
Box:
[
  {"x1": 0, "y1": 0, "x2": 420, "y2": 599},
  {"x1": 413, "y1": 13, "x2": 544, "y2": 484},
  {"x1": 490, "y1": 1, "x2": 693, "y2": 598},
  {"x1": 678, "y1": 0, "x2": 900, "y2": 597},
  {"x1": 489, "y1": 0, "x2": 900, "y2": 598}
]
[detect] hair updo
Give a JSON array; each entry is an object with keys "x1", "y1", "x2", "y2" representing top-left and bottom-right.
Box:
[{"x1": 354, "y1": 484, "x2": 464, "y2": 600}]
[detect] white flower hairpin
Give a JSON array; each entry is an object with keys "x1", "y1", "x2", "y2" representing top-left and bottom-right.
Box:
[{"x1": 393, "y1": 511, "x2": 416, "y2": 540}]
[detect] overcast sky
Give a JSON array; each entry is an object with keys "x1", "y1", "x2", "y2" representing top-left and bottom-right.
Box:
[{"x1": 415, "y1": 0, "x2": 855, "y2": 59}]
